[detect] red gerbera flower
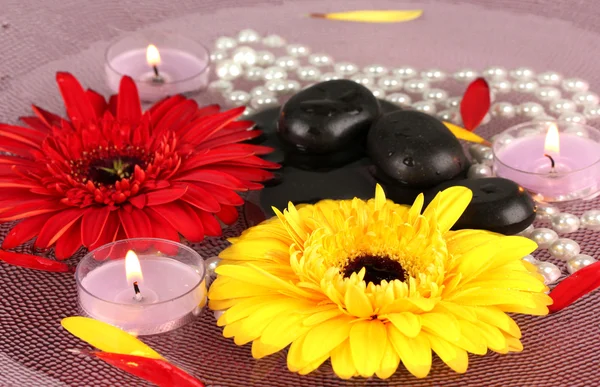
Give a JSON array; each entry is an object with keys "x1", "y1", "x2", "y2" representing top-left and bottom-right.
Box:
[{"x1": 0, "y1": 72, "x2": 278, "y2": 260}]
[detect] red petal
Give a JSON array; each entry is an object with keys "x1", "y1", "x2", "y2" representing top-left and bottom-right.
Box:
[
  {"x1": 118, "y1": 207, "x2": 153, "y2": 239},
  {"x1": 180, "y1": 149, "x2": 253, "y2": 172},
  {"x1": 180, "y1": 184, "x2": 221, "y2": 213},
  {"x1": 0, "y1": 155, "x2": 40, "y2": 168},
  {"x1": 197, "y1": 130, "x2": 262, "y2": 150},
  {"x1": 153, "y1": 100, "x2": 198, "y2": 140},
  {"x1": 0, "y1": 250, "x2": 73, "y2": 273},
  {"x1": 210, "y1": 165, "x2": 274, "y2": 182},
  {"x1": 81, "y1": 207, "x2": 111, "y2": 248},
  {"x1": 181, "y1": 106, "x2": 245, "y2": 145},
  {"x1": 194, "y1": 183, "x2": 245, "y2": 206},
  {"x1": 0, "y1": 136, "x2": 38, "y2": 156},
  {"x1": 549, "y1": 260, "x2": 600, "y2": 313},
  {"x1": 146, "y1": 186, "x2": 188, "y2": 206},
  {"x1": 217, "y1": 155, "x2": 280, "y2": 169},
  {"x1": 194, "y1": 104, "x2": 221, "y2": 119},
  {"x1": 216, "y1": 205, "x2": 238, "y2": 225},
  {"x1": 129, "y1": 194, "x2": 147, "y2": 209},
  {"x1": 88, "y1": 211, "x2": 120, "y2": 251},
  {"x1": 148, "y1": 202, "x2": 205, "y2": 242},
  {"x1": 18, "y1": 116, "x2": 52, "y2": 133},
  {"x1": 175, "y1": 170, "x2": 247, "y2": 190},
  {"x1": 2, "y1": 213, "x2": 54, "y2": 249},
  {"x1": 54, "y1": 218, "x2": 83, "y2": 260},
  {"x1": 90, "y1": 352, "x2": 205, "y2": 387},
  {"x1": 460, "y1": 77, "x2": 491, "y2": 131},
  {"x1": 147, "y1": 95, "x2": 186, "y2": 123},
  {"x1": 35, "y1": 208, "x2": 87, "y2": 248},
  {"x1": 117, "y1": 76, "x2": 142, "y2": 125},
  {"x1": 108, "y1": 95, "x2": 118, "y2": 116},
  {"x1": 86, "y1": 89, "x2": 108, "y2": 117},
  {"x1": 55, "y1": 72, "x2": 97, "y2": 126},
  {"x1": 0, "y1": 124, "x2": 44, "y2": 147},
  {"x1": 31, "y1": 105, "x2": 63, "y2": 128},
  {"x1": 145, "y1": 208, "x2": 180, "y2": 242},
  {"x1": 196, "y1": 209, "x2": 222, "y2": 236},
  {"x1": 0, "y1": 200, "x2": 61, "y2": 222}
]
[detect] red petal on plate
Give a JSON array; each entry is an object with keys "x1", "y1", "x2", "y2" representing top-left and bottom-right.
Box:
[
  {"x1": 216, "y1": 205, "x2": 239, "y2": 225},
  {"x1": 180, "y1": 149, "x2": 252, "y2": 172},
  {"x1": 90, "y1": 352, "x2": 205, "y2": 387},
  {"x1": 549, "y1": 260, "x2": 600, "y2": 313},
  {"x1": 35, "y1": 208, "x2": 87, "y2": 248},
  {"x1": 460, "y1": 77, "x2": 491, "y2": 131},
  {"x1": 148, "y1": 202, "x2": 205, "y2": 242},
  {"x1": 194, "y1": 183, "x2": 245, "y2": 206},
  {"x1": 198, "y1": 130, "x2": 263, "y2": 150},
  {"x1": 88, "y1": 211, "x2": 121, "y2": 251},
  {"x1": 227, "y1": 143, "x2": 274, "y2": 155},
  {"x1": 55, "y1": 72, "x2": 97, "y2": 126},
  {"x1": 181, "y1": 184, "x2": 221, "y2": 213},
  {"x1": 217, "y1": 155, "x2": 280, "y2": 169},
  {"x1": 81, "y1": 207, "x2": 112, "y2": 248},
  {"x1": 117, "y1": 76, "x2": 142, "y2": 125},
  {"x1": 0, "y1": 200, "x2": 61, "y2": 222},
  {"x1": 146, "y1": 186, "x2": 189, "y2": 206},
  {"x1": 118, "y1": 207, "x2": 153, "y2": 239},
  {"x1": 2, "y1": 213, "x2": 54, "y2": 249},
  {"x1": 0, "y1": 124, "x2": 45, "y2": 147},
  {"x1": 54, "y1": 218, "x2": 83, "y2": 260},
  {"x1": 211, "y1": 165, "x2": 274, "y2": 182},
  {"x1": 31, "y1": 105, "x2": 63, "y2": 129},
  {"x1": 196, "y1": 209, "x2": 222, "y2": 236},
  {"x1": 145, "y1": 208, "x2": 180, "y2": 242},
  {"x1": 86, "y1": 89, "x2": 108, "y2": 117},
  {"x1": 0, "y1": 250, "x2": 73, "y2": 273},
  {"x1": 175, "y1": 170, "x2": 247, "y2": 191},
  {"x1": 0, "y1": 137, "x2": 38, "y2": 156}
]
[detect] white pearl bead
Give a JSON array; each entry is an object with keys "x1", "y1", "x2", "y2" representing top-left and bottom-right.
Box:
[
  {"x1": 385, "y1": 93, "x2": 412, "y2": 105},
  {"x1": 283, "y1": 79, "x2": 301, "y2": 94},
  {"x1": 562, "y1": 78, "x2": 589, "y2": 93},
  {"x1": 469, "y1": 144, "x2": 494, "y2": 165},
  {"x1": 263, "y1": 66, "x2": 287, "y2": 80},
  {"x1": 437, "y1": 109, "x2": 461, "y2": 124},
  {"x1": 208, "y1": 80, "x2": 233, "y2": 95},
  {"x1": 583, "y1": 106, "x2": 600, "y2": 120},
  {"x1": 549, "y1": 99, "x2": 577, "y2": 115},
  {"x1": 210, "y1": 50, "x2": 228, "y2": 62},
  {"x1": 535, "y1": 86, "x2": 562, "y2": 102},
  {"x1": 567, "y1": 254, "x2": 596, "y2": 274},
  {"x1": 467, "y1": 163, "x2": 492, "y2": 179},
  {"x1": 364, "y1": 64, "x2": 388, "y2": 76},
  {"x1": 308, "y1": 53, "x2": 333, "y2": 67},
  {"x1": 275, "y1": 56, "x2": 300, "y2": 70},
  {"x1": 255, "y1": 51, "x2": 276, "y2": 66},
  {"x1": 205, "y1": 256, "x2": 221, "y2": 277},
  {"x1": 513, "y1": 80, "x2": 539, "y2": 93},
  {"x1": 537, "y1": 71, "x2": 563, "y2": 86},
  {"x1": 522, "y1": 254, "x2": 538, "y2": 264},
  {"x1": 491, "y1": 102, "x2": 516, "y2": 118},
  {"x1": 581, "y1": 210, "x2": 600, "y2": 230},
  {"x1": 225, "y1": 90, "x2": 251, "y2": 106},
  {"x1": 215, "y1": 36, "x2": 237, "y2": 50},
  {"x1": 265, "y1": 79, "x2": 288, "y2": 94},
  {"x1": 297, "y1": 66, "x2": 321, "y2": 81},
  {"x1": 483, "y1": 66, "x2": 508, "y2": 80},
  {"x1": 286, "y1": 44, "x2": 310, "y2": 57},
  {"x1": 422, "y1": 88, "x2": 448, "y2": 102},
  {"x1": 529, "y1": 228, "x2": 558, "y2": 249},
  {"x1": 232, "y1": 46, "x2": 257, "y2": 67},
  {"x1": 349, "y1": 73, "x2": 374, "y2": 86},
  {"x1": 377, "y1": 76, "x2": 403, "y2": 91},
  {"x1": 559, "y1": 112, "x2": 587, "y2": 124},
  {"x1": 412, "y1": 101, "x2": 436, "y2": 114},
  {"x1": 421, "y1": 68, "x2": 446, "y2": 82},
  {"x1": 518, "y1": 224, "x2": 535, "y2": 238},
  {"x1": 516, "y1": 102, "x2": 545, "y2": 118},
  {"x1": 320, "y1": 72, "x2": 341, "y2": 82},
  {"x1": 392, "y1": 66, "x2": 417, "y2": 79},
  {"x1": 491, "y1": 133, "x2": 514, "y2": 147},
  {"x1": 453, "y1": 68, "x2": 478, "y2": 82},
  {"x1": 404, "y1": 79, "x2": 430, "y2": 93},
  {"x1": 262, "y1": 34, "x2": 286, "y2": 47},
  {"x1": 551, "y1": 213, "x2": 581, "y2": 234},
  {"x1": 250, "y1": 95, "x2": 279, "y2": 109},
  {"x1": 563, "y1": 123, "x2": 589, "y2": 137},
  {"x1": 572, "y1": 91, "x2": 599, "y2": 106},
  {"x1": 213, "y1": 309, "x2": 225, "y2": 320},
  {"x1": 510, "y1": 67, "x2": 535, "y2": 80},
  {"x1": 215, "y1": 60, "x2": 243, "y2": 80},
  {"x1": 250, "y1": 86, "x2": 274, "y2": 98},
  {"x1": 242, "y1": 106, "x2": 255, "y2": 117},
  {"x1": 536, "y1": 262, "x2": 562, "y2": 285},
  {"x1": 536, "y1": 204, "x2": 560, "y2": 221},
  {"x1": 548, "y1": 238, "x2": 581, "y2": 261},
  {"x1": 481, "y1": 112, "x2": 492, "y2": 125},
  {"x1": 237, "y1": 29, "x2": 260, "y2": 43},
  {"x1": 370, "y1": 88, "x2": 386, "y2": 99},
  {"x1": 334, "y1": 62, "x2": 359, "y2": 76},
  {"x1": 489, "y1": 79, "x2": 512, "y2": 93},
  {"x1": 445, "y1": 96, "x2": 462, "y2": 108},
  {"x1": 244, "y1": 66, "x2": 264, "y2": 81}
]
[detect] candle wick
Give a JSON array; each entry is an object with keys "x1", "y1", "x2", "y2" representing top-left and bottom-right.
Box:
[
  {"x1": 544, "y1": 153, "x2": 556, "y2": 174},
  {"x1": 152, "y1": 65, "x2": 160, "y2": 78},
  {"x1": 133, "y1": 281, "x2": 143, "y2": 302}
]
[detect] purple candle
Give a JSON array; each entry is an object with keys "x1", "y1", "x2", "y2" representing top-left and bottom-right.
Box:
[{"x1": 493, "y1": 121, "x2": 600, "y2": 202}]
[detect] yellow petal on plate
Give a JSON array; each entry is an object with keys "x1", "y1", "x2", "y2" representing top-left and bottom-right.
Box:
[
  {"x1": 349, "y1": 319, "x2": 387, "y2": 377},
  {"x1": 301, "y1": 316, "x2": 352, "y2": 364},
  {"x1": 387, "y1": 324, "x2": 432, "y2": 378},
  {"x1": 375, "y1": 336, "x2": 400, "y2": 379},
  {"x1": 426, "y1": 333, "x2": 469, "y2": 373},
  {"x1": 61, "y1": 317, "x2": 162, "y2": 359},
  {"x1": 330, "y1": 340, "x2": 357, "y2": 380},
  {"x1": 444, "y1": 121, "x2": 490, "y2": 145},
  {"x1": 309, "y1": 9, "x2": 423, "y2": 23}
]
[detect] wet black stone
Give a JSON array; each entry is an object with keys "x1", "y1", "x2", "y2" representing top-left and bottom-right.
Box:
[
  {"x1": 367, "y1": 110, "x2": 469, "y2": 188},
  {"x1": 425, "y1": 177, "x2": 536, "y2": 235}
]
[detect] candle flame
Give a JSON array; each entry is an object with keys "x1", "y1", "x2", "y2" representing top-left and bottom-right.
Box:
[
  {"x1": 125, "y1": 250, "x2": 143, "y2": 284},
  {"x1": 146, "y1": 44, "x2": 161, "y2": 67},
  {"x1": 544, "y1": 123, "x2": 560, "y2": 155}
]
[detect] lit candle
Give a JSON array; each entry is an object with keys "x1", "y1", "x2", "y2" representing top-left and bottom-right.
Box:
[
  {"x1": 493, "y1": 121, "x2": 600, "y2": 202},
  {"x1": 76, "y1": 239, "x2": 207, "y2": 335},
  {"x1": 105, "y1": 33, "x2": 210, "y2": 102}
]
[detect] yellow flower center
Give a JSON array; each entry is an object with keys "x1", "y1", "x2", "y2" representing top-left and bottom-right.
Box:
[{"x1": 342, "y1": 254, "x2": 407, "y2": 285}]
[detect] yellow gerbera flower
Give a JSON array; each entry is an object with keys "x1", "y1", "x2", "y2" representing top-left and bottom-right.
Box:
[{"x1": 208, "y1": 185, "x2": 552, "y2": 379}]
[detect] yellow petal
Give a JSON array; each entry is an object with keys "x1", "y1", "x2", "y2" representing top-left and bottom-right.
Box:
[
  {"x1": 219, "y1": 239, "x2": 290, "y2": 261},
  {"x1": 60, "y1": 317, "x2": 162, "y2": 359},
  {"x1": 387, "y1": 324, "x2": 432, "y2": 378},
  {"x1": 298, "y1": 353, "x2": 329, "y2": 375},
  {"x1": 434, "y1": 302, "x2": 478, "y2": 322},
  {"x1": 420, "y1": 312, "x2": 460, "y2": 342},
  {"x1": 349, "y1": 319, "x2": 387, "y2": 377},
  {"x1": 455, "y1": 321, "x2": 487, "y2": 355},
  {"x1": 311, "y1": 9, "x2": 423, "y2": 23},
  {"x1": 445, "y1": 229, "x2": 501, "y2": 257},
  {"x1": 303, "y1": 307, "x2": 343, "y2": 326},
  {"x1": 473, "y1": 307, "x2": 521, "y2": 338},
  {"x1": 374, "y1": 184, "x2": 386, "y2": 210},
  {"x1": 385, "y1": 312, "x2": 421, "y2": 338},
  {"x1": 344, "y1": 283, "x2": 374, "y2": 317},
  {"x1": 287, "y1": 333, "x2": 309, "y2": 372},
  {"x1": 473, "y1": 321, "x2": 507, "y2": 352},
  {"x1": 251, "y1": 337, "x2": 281, "y2": 359},
  {"x1": 301, "y1": 316, "x2": 352, "y2": 363},
  {"x1": 423, "y1": 186, "x2": 472, "y2": 234},
  {"x1": 426, "y1": 333, "x2": 469, "y2": 373},
  {"x1": 375, "y1": 337, "x2": 400, "y2": 379},
  {"x1": 506, "y1": 336, "x2": 524, "y2": 352},
  {"x1": 408, "y1": 194, "x2": 424, "y2": 223},
  {"x1": 444, "y1": 121, "x2": 490, "y2": 144},
  {"x1": 260, "y1": 313, "x2": 310, "y2": 350},
  {"x1": 330, "y1": 340, "x2": 356, "y2": 380}
]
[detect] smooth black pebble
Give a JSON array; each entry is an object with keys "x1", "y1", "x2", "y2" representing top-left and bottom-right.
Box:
[
  {"x1": 277, "y1": 80, "x2": 381, "y2": 154},
  {"x1": 426, "y1": 177, "x2": 536, "y2": 235},
  {"x1": 367, "y1": 110, "x2": 469, "y2": 188}
]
